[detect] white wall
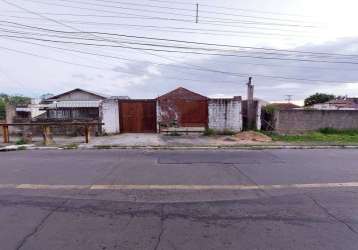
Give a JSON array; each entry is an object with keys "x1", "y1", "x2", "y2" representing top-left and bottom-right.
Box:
[
  {"x1": 256, "y1": 101, "x2": 263, "y2": 130},
  {"x1": 101, "y1": 99, "x2": 120, "y2": 134},
  {"x1": 208, "y1": 99, "x2": 242, "y2": 132}
]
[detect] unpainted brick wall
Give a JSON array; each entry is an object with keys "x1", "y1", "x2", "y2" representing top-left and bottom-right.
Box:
[
  {"x1": 208, "y1": 99, "x2": 242, "y2": 132},
  {"x1": 274, "y1": 110, "x2": 358, "y2": 134}
]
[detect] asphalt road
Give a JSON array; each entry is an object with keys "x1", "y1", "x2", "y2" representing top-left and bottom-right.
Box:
[{"x1": 0, "y1": 149, "x2": 358, "y2": 250}]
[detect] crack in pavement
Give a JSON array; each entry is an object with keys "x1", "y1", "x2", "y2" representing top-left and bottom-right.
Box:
[
  {"x1": 231, "y1": 165, "x2": 272, "y2": 198},
  {"x1": 15, "y1": 159, "x2": 124, "y2": 250},
  {"x1": 306, "y1": 194, "x2": 358, "y2": 236},
  {"x1": 154, "y1": 204, "x2": 165, "y2": 250},
  {"x1": 15, "y1": 199, "x2": 68, "y2": 250}
]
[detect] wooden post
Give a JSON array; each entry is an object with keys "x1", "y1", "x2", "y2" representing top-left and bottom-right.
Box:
[
  {"x1": 42, "y1": 125, "x2": 54, "y2": 145},
  {"x1": 85, "y1": 125, "x2": 90, "y2": 143},
  {"x1": 2, "y1": 126, "x2": 9, "y2": 143}
]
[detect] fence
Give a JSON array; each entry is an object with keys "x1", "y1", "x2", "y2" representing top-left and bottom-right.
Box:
[
  {"x1": 0, "y1": 122, "x2": 103, "y2": 144},
  {"x1": 274, "y1": 109, "x2": 358, "y2": 134}
]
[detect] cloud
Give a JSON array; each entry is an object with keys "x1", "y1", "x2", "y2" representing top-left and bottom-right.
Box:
[{"x1": 123, "y1": 37, "x2": 358, "y2": 101}]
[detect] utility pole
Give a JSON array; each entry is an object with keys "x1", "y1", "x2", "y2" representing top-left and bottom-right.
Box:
[
  {"x1": 196, "y1": 3, "x2": 199, "y2": 23},
  {"x1": 247, "y1": 77, "x2": 255, "y2": 130},
  {"x1": 285, "y1": 95, "x2": 293, "y2": 103}
]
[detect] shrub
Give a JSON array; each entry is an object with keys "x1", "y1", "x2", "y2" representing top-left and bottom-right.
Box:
[
  {"x1": 203, "y1": 128, "x2": 217, "y2": 136},
  {"x1": 15, "y1": 139, "x2": 27, "y2": 145}
]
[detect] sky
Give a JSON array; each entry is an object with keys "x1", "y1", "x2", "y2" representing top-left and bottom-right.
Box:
[{"x1": 0, "y1": 0, "x2": 358, "y2": 103}]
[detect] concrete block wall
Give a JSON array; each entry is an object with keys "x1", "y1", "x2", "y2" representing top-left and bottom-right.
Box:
[
  {"x1": 208, "y1": 98, "x2": 242, "y2": 132},
  {"x1": 275, "y1": 110, "x2": 358, "y2": 134},
  {"x1": 100, "y1": 99, "x2": 120, "y2": 134}
]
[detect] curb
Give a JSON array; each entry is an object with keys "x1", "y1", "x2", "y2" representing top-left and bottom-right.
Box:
[{"x1": 2, "y1": 145, "x2": 358, "y2": 152}]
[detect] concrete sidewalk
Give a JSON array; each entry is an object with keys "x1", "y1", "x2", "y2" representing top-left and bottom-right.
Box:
[{"x1": 2, "y1": 133, "x2": 358, "y2": 151}]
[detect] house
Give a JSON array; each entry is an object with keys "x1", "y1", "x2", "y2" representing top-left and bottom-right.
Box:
[
  {"x1": 269, "y1": 102, "x2": 301, "y2": 110},
  {"x1": 312, "y1": 98, "x2": 358, "y2": 110},
  {"x1": 11, "y1": 98, "x2": 46, "y2": 121},
  {"x1": 40, "y1": 88, "x2": 111, "y2": 121},
  {"x1": 157, "y1": 87, "x2": 209, "y2": 130},
  {"x1": 101, "y1": 87, "x2": 243, "y2": 134}
]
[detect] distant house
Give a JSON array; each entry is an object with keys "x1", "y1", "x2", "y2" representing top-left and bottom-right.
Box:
[
  {"x1": 269, "y1": 102, "x2": 301, "y2": 110},
  {"x1": 41, "y1": 88, "x2": 111, "y2": 121},
  {"x1": 312, "y1": 98, "x2": 358, "y2": 110},
  {"x1": 14, "y1": 99, "x2": 46, "y2": 120}
]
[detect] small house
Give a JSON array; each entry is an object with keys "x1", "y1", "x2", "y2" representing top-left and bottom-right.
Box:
[{"x1": 41, "y1": 88, "x2": 109, "y2": 121}]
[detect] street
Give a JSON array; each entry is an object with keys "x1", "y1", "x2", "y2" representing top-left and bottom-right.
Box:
[{"x1": 0, "y1": 149, "x2": 358, "y2": 250}]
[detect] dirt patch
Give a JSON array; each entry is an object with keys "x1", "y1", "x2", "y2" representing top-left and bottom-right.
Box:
[{"x1": 234, "y1": 131, "x2": 272, "y2": 142}]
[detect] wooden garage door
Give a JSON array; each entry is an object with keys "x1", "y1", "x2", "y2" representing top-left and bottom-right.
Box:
[
  {"x1": 177, "y1": 100, "x2": 208, "y2": 127},
  {"x1": 119, "y1": 100, "x2": 157, "y2": 133}
]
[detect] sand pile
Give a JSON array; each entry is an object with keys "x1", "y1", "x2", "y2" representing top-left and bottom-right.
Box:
[{"x1": 234, "y1": 131, "x2": 272, "y2": 142}]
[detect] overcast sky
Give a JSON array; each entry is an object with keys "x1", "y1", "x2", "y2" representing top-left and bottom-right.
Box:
[{"x1": 0, "y1": 0, "x2": 358, "y2": 103}]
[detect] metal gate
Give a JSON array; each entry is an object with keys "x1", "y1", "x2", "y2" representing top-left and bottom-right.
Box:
[{"x1": 119, "y1": 100, "x2": 157, "y2": 133}]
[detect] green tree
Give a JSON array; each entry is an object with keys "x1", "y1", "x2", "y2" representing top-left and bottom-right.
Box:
[
  {"x1": 304, "y1": 93, "x2": 335, "y2": 107},
  {"x1": 0, "y1": 99, "x2": 5, "y2": 120},
  {"x1": 0, "y1": 94, "x2": 31, "y2": 120}
]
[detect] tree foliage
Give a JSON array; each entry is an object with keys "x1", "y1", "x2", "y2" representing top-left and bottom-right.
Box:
[
  {"x1": 304, "y1": 93, "x2": 335, "y2": 107},
  {"x1": 0, "y1": 93, "x2": 31, "y2": 120}
]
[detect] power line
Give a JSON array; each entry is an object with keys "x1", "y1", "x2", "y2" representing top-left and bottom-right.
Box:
[
  {"x1": 0, "y1": 36, "x2": 246, "y2": 79},
  {"x1": 0, "y1": 45, "x2": 113, "y2": 70},
  {"x1": 0, "y1": 24, "x2": 358, "y2": 64},
  {"x1": 142, "y1": 0, "x2": 314, "y2": 18},
  {"x1": 1, "y1": 0, "x2": 356, "y2": 84},
  {"x1": 0, "y1": 28, "x2": 324, "y2": 59},
  {"x1": 2, "y1": 31, "x2": 358, "y2": 65},
  {"x1": 0, "y1": 19, "x2": 314, "y2": 40},
  {"x1": 1, "y1": 21, "x2": 355, "y2": 59},
  {"x1": 75, "y1": 0, "x2": 320, "y2": 25},
  {"x1": 1, "y1": 10, "x2": 318, "y2": 29},
  {"x1": 20, "y1": 0, "x2": 318, "y2": 28},
  {"x1": 0, "y1": 41, "x2": 242, "y2": 84},
  {"x1": 1, "y1": 14, "x2": 315, "y2": 34},
  {"x1": 0, "y1": 35, "x2": 353, "y2": 83},
  {"x1": 4, "y1": 34, "x2": 355, "y2": 75}
]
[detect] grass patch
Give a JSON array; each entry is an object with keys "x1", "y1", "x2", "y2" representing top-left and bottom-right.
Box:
[
  {"x1": 203, "y1": 128, "x2": 236, "y2": 136},
  {"x1": 94, "y1": 145, "x2": 113, "y2": 149},
  {"x1": 15, "y1": 139, "x2": 27, "y2": 145},
  {"x1": 203, "y1": 128, "x2": 217, "y2": 136},
  {"x1": 267, "y1": 128, "x2": 358, "y2": 143}
]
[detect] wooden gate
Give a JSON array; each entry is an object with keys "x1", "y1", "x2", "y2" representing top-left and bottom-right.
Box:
[
  {"x1": 176, "y1": 100, "x2": 208, "y2": 127},
  {"x1": 119, "y1": 100, "x2": 157, "y2": 133}
]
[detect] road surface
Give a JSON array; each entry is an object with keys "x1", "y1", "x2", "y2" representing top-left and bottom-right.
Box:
[{"x1": 0, "y1": 149, "x2": 358, "y2": 250}]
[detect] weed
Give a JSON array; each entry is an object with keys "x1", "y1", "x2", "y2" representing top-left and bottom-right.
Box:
[
  {"x1": 269, "y1": 128, "x2": 358, "y2": 143},
  {"x1": 203, "y1": 128, "x2": 217, "y2": 136},
  {"x1": 95, "y1": 145, "x2": 112, "y2": 149},
  {"x1": 15, "y1": 139, "x2": 27, "y2": 145}
]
